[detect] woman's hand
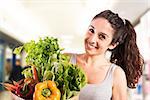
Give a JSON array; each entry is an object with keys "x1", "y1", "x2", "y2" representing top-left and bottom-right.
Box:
[{"x1": 10, "y1": 92, "x2": 24, "y2": 100}]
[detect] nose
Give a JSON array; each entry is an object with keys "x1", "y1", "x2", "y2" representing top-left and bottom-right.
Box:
[{"x1": 89, "y1": 34, "x2": 97, "y2": 46}]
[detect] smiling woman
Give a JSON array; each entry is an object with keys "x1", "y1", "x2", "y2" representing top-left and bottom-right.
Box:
[
  {"x1": 66, "y1": 10, "x2": 144, "y2": 100},
  {"x1": 84, "y1": 18, "x2": 115, "y2": 56}
]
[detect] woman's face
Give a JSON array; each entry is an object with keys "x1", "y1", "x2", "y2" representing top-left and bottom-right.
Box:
[{"x1": 84, "y1": 18, "x2": 115, "y2": 56}]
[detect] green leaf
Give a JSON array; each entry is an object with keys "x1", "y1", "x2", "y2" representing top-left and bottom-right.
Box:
[
  {"x1": 22, "y1": 68, "x2": 33, "y2": 78},
  {"x1": 13, "y1": 46, "x2": 23, "y2": 54},
  {"x1": 43, "y1": 70, "x2": 53, "y2": 81}
]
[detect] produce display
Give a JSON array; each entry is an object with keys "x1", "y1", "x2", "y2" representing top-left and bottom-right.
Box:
[{"x1": 1, "y1": 37, "x2": 87, "y2": 100}]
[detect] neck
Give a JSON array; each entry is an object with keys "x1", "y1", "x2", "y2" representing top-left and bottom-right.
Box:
[{"x1": 83, "y1": 53, "x2": 109, "y2": 68}]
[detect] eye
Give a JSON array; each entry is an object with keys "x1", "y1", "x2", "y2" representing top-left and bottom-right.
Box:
[
  {"x1": 89, "y1": 28, "x2": 94, "y2": 33},
  {"x1": 98, "y1": 34, "x2": 106, "y2": 40}
]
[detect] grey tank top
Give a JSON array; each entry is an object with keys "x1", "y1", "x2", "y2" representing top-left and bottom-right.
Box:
[{"x1": 70, "y1": 54, "x2": 117, "y2": 100}]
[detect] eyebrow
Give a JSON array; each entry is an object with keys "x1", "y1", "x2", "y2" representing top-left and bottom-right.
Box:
[
  {"x1": 89, "y1": 25, "x2": 109, "y2": 38},
  {"x1": 99, "y1": 32, "x2": 109, "y2": 38},
  {"x1": 89, "y1": 25, "x2": 95, "y2": 29}
]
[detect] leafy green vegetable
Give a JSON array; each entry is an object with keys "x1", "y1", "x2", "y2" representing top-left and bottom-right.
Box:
[
  {"x1": 21, "y1": 68, "x2": 33, "y2": 78},
  {"x1": 13, "y1": 46, "x2": 23, "y2": 55},
  {"x1": 14, "y1": 37, "x2": 87, "y2": 100}
]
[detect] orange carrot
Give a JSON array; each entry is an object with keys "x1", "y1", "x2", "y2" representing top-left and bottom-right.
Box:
[
  {"x1": 1, "y1": 83, "x2": 17, "y2": 92},
  {"x1": 32, "y1": 65, "x2": 39, "y2": 82}
]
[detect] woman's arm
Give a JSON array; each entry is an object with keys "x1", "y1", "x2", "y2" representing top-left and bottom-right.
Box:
[
  {"x1": 112, "y1": 67, "x2": 127, "y2": 100},
  {"x1": 11, "y1": 92, "x2": 24, "y2": 100}
]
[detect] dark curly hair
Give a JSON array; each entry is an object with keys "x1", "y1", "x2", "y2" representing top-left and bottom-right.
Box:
[{"x1": 93, "y1": 10, "x2": 144, "y2": 88}]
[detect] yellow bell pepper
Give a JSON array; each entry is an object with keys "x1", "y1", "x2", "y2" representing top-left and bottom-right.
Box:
[{"x1": 33, "y1": 80, "x2": 61, "y2": 100}]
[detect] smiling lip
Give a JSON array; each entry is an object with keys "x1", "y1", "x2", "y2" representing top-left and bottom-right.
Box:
[{"x1": 87, "y1": 43, "x2": 98, "y2": 50}]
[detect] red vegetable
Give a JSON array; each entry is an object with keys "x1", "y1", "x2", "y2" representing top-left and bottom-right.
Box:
[
  {"x1": 1, "y1": 79, "x2": 35, "y2": 99},
  {"x1": 15, "y1": 83, "x2": 34, "y2": 99},
  {"x1": 13, "y1": 79, "x2": 24, "y2": 87}
]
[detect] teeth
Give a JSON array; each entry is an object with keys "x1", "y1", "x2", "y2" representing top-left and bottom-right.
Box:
[{"x1": 88, "y1": 43, "x2": 96, "y2": 49}]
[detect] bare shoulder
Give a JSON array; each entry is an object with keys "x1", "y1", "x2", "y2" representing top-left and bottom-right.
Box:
[
  {"x1": 113, "y1": 65, "x2": 126, "y2": 76},
  {"x1": 112, "y1": 65, "x2": 127, "y2": 100},
  {"x1": 113, "y1": 65, "x2": 127, "y2": 85}
]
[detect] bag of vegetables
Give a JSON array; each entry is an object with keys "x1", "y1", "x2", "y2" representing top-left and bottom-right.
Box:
[{"x1": 1, "y1": 37, "x2": 87, "y2": 100}]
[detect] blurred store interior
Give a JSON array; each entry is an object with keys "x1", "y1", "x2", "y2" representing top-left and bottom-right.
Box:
[{"x1": 0, "y1": 0, "x2": 150, "y2": 100}]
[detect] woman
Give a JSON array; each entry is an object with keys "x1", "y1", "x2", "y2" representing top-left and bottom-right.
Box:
[
  {"x1": 69, "y1": 10, "x2": 144, "y2": 100},
  {"x1": 11, "y1": 10, "x2": 144, "y2": 100}
]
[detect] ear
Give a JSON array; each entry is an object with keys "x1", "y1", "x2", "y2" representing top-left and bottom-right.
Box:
[{"x1": 108, "y1": 42, "x2": 119, "y2": 50}]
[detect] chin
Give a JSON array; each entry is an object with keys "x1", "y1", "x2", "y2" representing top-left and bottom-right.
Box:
[{"x1": 85, "y1": 49, "x2": 99, "y2": 56}]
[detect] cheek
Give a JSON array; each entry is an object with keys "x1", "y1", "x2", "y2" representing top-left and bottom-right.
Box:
[
  {"x1": 99, "y1": 41, "x2": 111, "y2": 50},
  {"x1": 85, "y1": 32, "x2": 90, "y2": 38},
  {"x1": 84, "y1": 33, "x2": 90, "y2": 42},
  {"x1": 97, "y1": 40, "x2": 109, "y2": 49}
]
